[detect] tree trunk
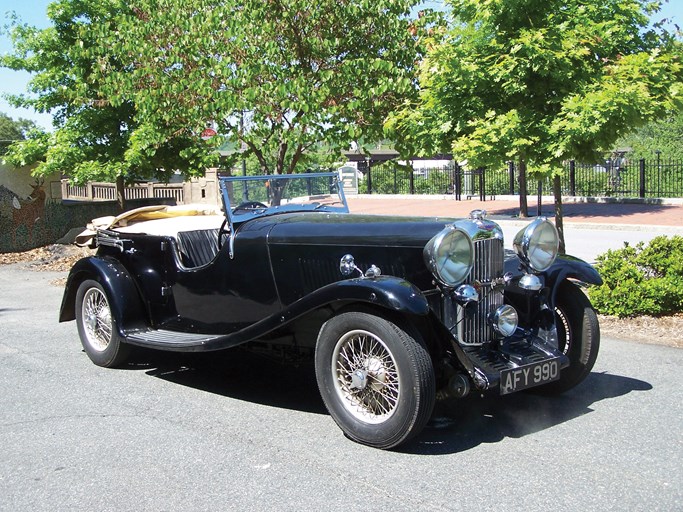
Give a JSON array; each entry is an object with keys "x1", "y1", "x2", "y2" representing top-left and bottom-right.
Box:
[
  {"x1": 552, "y1": 174, "x2": 566, "y2": 254},
  {"x1": 518, "y1": 158, "x2": 528, "y2": 218},
  {"x1": 115, "y1": 175, "x2": 126, "y2": 212}
]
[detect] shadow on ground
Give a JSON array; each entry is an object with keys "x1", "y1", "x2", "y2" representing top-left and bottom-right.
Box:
[
  {"x1": 125, "y1": 348, "x2": 326, "y2": 415},
  {"x1": 122, "y1": 349, "x2": 652, "y2": 455},
  {"x1": 488, "y1": 201, "x2": 678, "y2": 221},
  {"x1": 404, "y1": 371, "x2": 652, "y2": 455}
]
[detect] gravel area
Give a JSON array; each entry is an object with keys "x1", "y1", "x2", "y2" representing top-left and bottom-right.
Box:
[{"x1": 1, "y1": 244, "x2": 681, "y2": 348}]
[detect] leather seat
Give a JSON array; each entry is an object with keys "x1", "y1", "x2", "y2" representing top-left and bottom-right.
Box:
[{"x1": 176, "y1": 229, "x2": 220, "y2": 267}]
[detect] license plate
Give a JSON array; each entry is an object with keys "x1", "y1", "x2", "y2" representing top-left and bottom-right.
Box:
[{"x1": 500, "y1": 358, "x2": 560, "y2": 395}]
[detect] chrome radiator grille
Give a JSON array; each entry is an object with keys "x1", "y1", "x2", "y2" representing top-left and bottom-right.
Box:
[
  {"x1": 444, "y1": 238, "x2": 505, "y2": 346},
  {"x1": 470, "y1": 237, "x2": 504, "y2": 284}
]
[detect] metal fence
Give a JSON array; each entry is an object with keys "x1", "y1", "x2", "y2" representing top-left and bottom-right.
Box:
[{"x1": 359, "y1": 159, "x2": 683, "y2": 199}]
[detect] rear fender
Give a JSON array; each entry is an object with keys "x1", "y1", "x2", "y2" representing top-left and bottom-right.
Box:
[{"x1": 59, "y1": 256, "x2": 147, "y2": 334}]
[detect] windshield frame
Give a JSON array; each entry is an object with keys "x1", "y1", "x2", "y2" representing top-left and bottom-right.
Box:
[{"x1": 218, "y1": 172, "x2": 349, "y2": 227}]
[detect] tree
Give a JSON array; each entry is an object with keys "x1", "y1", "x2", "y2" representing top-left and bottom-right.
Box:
[
  {"x1": 387, "y1": 0, "x2": 683, "y2": 250},
  {"x1": 614, "y1": 109, "x2": 683, "y2": 161},
  {"x1": 2, "y1": 0, "x2": 220, "y2": 209},
  {"x1": 94, "y1": 0, "x2": 421, "y2": 176},
  {"x1": 0, "y1": 112, "x2": 38, "y2": 156},
  {"x1": 0, "y1": 112, "x2": 37, "y2": 141}
]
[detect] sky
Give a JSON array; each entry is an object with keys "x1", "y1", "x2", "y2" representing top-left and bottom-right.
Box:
[{"x1": 1, "y1": 0, "x2": 682, "y2": 131}]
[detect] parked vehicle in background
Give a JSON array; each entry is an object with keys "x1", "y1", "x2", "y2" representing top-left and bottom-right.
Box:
[{"x1": 60, "y1": 172, "x2": 601, "y2": 449}]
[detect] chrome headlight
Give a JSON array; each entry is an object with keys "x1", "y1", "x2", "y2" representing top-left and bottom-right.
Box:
[
  {"x1": 424, "y1": 226, "x2": 473, "y2": 287},
  {"x1": 513, "y1": 217, "x2": 559, "y2": 272},
  {"x1": 490, "y1": 305, "x2": 519, "y2": 337}
]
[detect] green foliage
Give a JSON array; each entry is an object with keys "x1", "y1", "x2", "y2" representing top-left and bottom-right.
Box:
[
  {"x1": 1, "y1": 0, "x2": 231, "y2": 188},
  {"x1": 615, "y1": 110, "x2": 683, "y2": 161},
  {"x1": 590, "y1": 236, "x2": 683, "y2": 317},
  {"x1": 0, "y1": 112, "x2": 37, "y2": 141},
  {"x1": 387, "y1": 0, "x2": 683, "y2": 174},
  {"x1": 95, "y1": 0, "x2": 422, "y2": 176},
  {"x1": 0, "y1": 112, "x2": 38, "y2": 156}
]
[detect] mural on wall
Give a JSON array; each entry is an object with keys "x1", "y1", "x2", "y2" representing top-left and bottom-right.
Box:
[
  {"x1": 1, "y1": 182, "x2": 177, "y2": 253},
  {"x1": 0, "y1": 164, "x2": 182, "y2": 253},
  {"x1": 8, "y1": 178, "x2": 46, "y2": 245}
]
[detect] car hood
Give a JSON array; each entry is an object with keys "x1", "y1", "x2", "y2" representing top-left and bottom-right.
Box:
[
  {"x1": 236, "y1": 212, "x2": 507, "y2": 304},
  {"x1": 241, "y1": 212, "x2": 459, "y2": 248}
]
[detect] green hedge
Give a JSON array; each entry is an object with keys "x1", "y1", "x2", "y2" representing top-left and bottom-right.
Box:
[{"x1": 590, "y1": 235, "x2": 683, "y2": 318}]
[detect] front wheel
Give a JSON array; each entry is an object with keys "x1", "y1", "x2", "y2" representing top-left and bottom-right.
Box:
[
  {"x1": 75, "y1": 279, "x2": 131, "y2": 368},
  {"x1": 315, "y1": 311, "x2": 435, "y2": 449},
  {"x1": 540, "y1": 281, "x2": 600, "y2": 394}
]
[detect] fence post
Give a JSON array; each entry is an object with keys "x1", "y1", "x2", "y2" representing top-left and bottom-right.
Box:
[
  {"x1": 569, "y1": 160, "x2": 576, "y2": 197},
  {"x1": 508, "y1": 161, "x2": 515, "y2": 195},
  {"x1": 409, "y1": 165, "x2": 415, "y2": 195},
  {"x1": 479, "y1": 168, "x2": 485, "y2": 201},
  {"x1": 366, "y1": 158, "x2": 372, "y2": 195},
  {"x1": 537, "y1": 180, "x2": 542, "y2": 216},
  {"x1": 454, "y1": 164, "x2": 462, "y2": 200},
  {"x1": 639, "y1": 159, "x2": 646, "y2": 198}
]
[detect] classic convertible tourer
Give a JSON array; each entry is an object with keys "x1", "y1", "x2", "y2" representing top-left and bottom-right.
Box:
[{"x1": 60, "y1": 172, "x2": 601, "y2": 449}]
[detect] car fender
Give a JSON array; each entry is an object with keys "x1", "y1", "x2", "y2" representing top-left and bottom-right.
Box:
[
  {"x1": 287, "y1": 275, "x2": 430, "y2": 317},
  {"x1": 59, "y1": 256, "x2": 147, "y2": 334},
  {"x1": 505, "y1": 254, "x2": 602, "y2": 307},
  {"x1": 187, "y1": 275, "x2": 430, "y2": 351},
  {"x1": 544, "y1": 255, "x2": 602, "y2": 306}
]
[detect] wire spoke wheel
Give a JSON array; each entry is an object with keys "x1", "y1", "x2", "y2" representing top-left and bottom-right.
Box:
[
  {"x1": 82, "y1": 287, "x2": 113, "y2": 352},
  {"x1": 333, "y1": 329, "x2": 400, "y2": 424},
  {"x1": 315, "y1": 311, "x2": 435, "y2": 449},
  {"x1": 75, "y1": 279, "x2": 131, "y2": 368},
  {"x1": 535, "y1": 282, "x2": 600, "y2": 394}
]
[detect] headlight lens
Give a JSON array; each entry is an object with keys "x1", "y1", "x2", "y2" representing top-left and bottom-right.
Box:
[
  {"x1": 513, "y1": 217, "x2": 559, "y2": 272},
  {"x1": 491, "y1": 305, "x2": 519, "y2": 337},
  {"x1": 424, "y1": 226, "x2": 473, "y2": 287}
]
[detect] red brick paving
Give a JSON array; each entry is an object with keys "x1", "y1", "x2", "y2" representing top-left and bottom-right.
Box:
[{"x1": 346, "y1": 196, "x2": 683, "y2": 228}]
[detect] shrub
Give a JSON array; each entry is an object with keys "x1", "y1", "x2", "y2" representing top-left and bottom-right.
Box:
[{"x1": 590, "y1": 235, "x2": 683, "y2": 318}]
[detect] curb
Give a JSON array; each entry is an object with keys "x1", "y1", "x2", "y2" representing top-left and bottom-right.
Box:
[{"x1": 489, "y1": 217, "x2": 683, "y2": 234}]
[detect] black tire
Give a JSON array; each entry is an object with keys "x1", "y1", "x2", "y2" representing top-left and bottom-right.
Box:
[
  {"x1": 75, "y1": 279, "x2": 131, "y2": 368},
  {"x1": 540, "y1": 281, "x2": 600, "y2": 394},
  {"x1": 314, "y1": 311, "x2": 435, "y2": 449}
]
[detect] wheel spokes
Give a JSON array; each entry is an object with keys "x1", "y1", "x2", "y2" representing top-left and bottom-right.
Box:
[
  {"x1": 333, "y1": 330, "x2": 400, "y2": 423},
  {"x1": 83, "y1": 288, "x2": 112, "y2": 351}
]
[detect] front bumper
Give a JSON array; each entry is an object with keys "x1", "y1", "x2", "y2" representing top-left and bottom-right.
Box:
[{"x1": 463, "y1": 338, "x2": 570, "y2": 394}]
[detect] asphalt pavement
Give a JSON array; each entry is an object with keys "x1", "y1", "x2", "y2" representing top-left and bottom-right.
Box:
[
  {"x1": 0, "y1": 264, "x2": 681, "y2": 511},
  {"x1": 1, "y1": 195, "x2": 682, "y2": 510}
]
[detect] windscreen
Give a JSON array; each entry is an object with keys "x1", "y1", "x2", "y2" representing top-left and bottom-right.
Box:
[{"x1": 219, "y1": 173, "x2": 349, "y2": 223}]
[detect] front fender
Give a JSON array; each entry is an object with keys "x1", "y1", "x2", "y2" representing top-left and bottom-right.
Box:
[
  {"x1": 290, "y1": 275, "x2": 430, "y2": 317},
  {"x1": 188, "y1": 275, "x2": 430, "y2": 352},
  {"x1": 505, "y1": 253, "x2": 602, "y2": 307},
  {"x1": 59, "y1": 256, "x2": 147, "y2": 334},
  {"x1": 545, "y1": 254, "x2": 602, "y2": 306}
]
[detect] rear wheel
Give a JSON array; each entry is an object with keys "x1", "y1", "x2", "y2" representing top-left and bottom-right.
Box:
[
  {"x1": 75, "y1": 279, "x2": 131, "y2": 368},
  {"x1": 315, "y1": 311, "x2": 435, "y2": 449},
  {"x1": 540, "y1": 281, "x2": 600, "y2": 394}
]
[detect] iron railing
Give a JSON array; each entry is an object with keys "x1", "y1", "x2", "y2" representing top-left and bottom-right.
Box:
[{"x1": 359, "y1": 159, "x2": 683, "y2": 199}]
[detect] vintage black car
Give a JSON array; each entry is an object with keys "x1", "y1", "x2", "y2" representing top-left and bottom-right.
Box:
[{"x1": 60, "y1": 172, "x2": 601, "y2": 449}]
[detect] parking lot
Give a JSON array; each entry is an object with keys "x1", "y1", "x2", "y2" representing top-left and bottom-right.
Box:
[{"x1": 1, "y1": 263, "x2": 681, "y2": 511}]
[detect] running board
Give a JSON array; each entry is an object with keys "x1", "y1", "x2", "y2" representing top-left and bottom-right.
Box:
[{"x1": 123, "y1": 329, "x2": 224, "y2": 350}]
